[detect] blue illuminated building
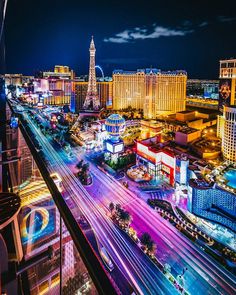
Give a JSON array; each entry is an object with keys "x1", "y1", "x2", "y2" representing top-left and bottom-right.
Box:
[{"x1": 188, "y1": 178, "x2": 236, "y2": 232}]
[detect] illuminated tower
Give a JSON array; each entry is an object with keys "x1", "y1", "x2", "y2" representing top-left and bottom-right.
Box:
[
  {"x1": 83, "y1": 37, "x2": 100, "y2": 110},
  {"x1": 222, "y1": 106, "x2": 236, "y2": 163}
]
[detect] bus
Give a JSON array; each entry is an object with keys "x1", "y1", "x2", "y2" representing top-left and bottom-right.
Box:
[
  {"x1": 50, "y1": 172, "x2": 63, "y2": 192},
  {"x1": 100, "y1": 247, "x2": 114, "y2": 272}
]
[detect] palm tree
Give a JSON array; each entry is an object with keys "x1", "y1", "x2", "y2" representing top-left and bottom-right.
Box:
[
  {"x1": 80, "y1": 163, "x2": 90, "y2": 184},
  {"x1": 140, "y1": 232, "x2": 156, "y2": 255},
  {"x1": 147, "y1": 240, "x2": 156, "y2": 255},
  {"x1": 115, "y1": 203, "x2": 121, "y2": 212},
  {"x1": 76, "y1": 159, "x2": 84, "y2": 170},
  {"x1": 109, "y1": 202, "x2": 115, "y2": 213},
  {"x1": 140, "y1": 232, "x2": 152, "y2": 251},
  {"x1": 119, "y1": 210, "x2": 132, "y2": 227}
]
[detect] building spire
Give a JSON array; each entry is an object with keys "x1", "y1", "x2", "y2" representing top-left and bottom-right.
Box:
[
  {"x1": 90, "y1": 35, "x2": 95, "y2": 50},
  {"x1": 83, "y1": 37, "x2": 100, "y2": 110}
]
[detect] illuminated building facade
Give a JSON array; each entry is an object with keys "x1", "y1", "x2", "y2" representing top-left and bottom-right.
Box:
[
  {"x1": 217, "y1": 60, "x2": 236, "y2": 162},
  {"x1": 143, "y1": 110, "x2": 217, "y2": 135},
  {"x1": 113, "y1": 68, "x2": 187, "y2": 117},
  {"x1": 3, "y1": 74, "x2": 34, "y2": 98},
  {"x1": 219, "y1": 59, "x2": 236, "y2": 110},
  {"x1": 136, "y1": 137, "x2": 189, "y2": 186},
  {"x1": 112, "y1": 69, "x2": 146, "y2": 110},
  {"x1": 175, "y1": 127, "x2": 201, "y2": 146},
  {"x1": 221, "y1": 106, "x2": 236, "y2": 163},
  {"x1": 217, "y1": 114, "x2": 225, "y2": 139},
  {"x1": 144, "y1": 70, "x2": 187, "y2": 118},
  {"x1": 4, "y1": 74, "x2": 34, "y2": 86},
  {"x1": 41, "y1": 65, "x2": 74, "y2": 79},
  {"x1": 140, "y1": 120, "x2": 162, "y2": 139},
  {"x1": 97, "y1": 81, "x2": 113, "y2": 108},
  {"x1": 71, "y1": 80, "x2": 112, "y2": 113},
  {"x1": 187, "y1": 79, "x2": 219, "y2": 99},
  {"x1": 189, "y1": 179, "x2": 236, "y2": 232},
  {"x1": 30, "y1": 65, "x2": 74, "y2": 105},
  {"x1": 33, "y1": 78, "x2": 72, "y2": 105}
]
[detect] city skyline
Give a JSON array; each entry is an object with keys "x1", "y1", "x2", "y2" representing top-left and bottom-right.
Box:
[
  {"x1": 1, "y1": 1, "x2": 236, "y2": 295},
  {"x1": 4, "y1": 0, "x2": 236, "y2": 78}
]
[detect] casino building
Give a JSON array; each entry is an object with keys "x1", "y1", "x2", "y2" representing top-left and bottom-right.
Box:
[
  {"x1": 112, "y1": 69, "x2": 187, "y2": 118},
  {"x1": 104, "y1": 114, "x2": 125, "y2": 163},
  {"x1": 33, "y1": 65, "x2": 73, "y2": 105},
  {"x1": 136, "y1": 136, "x2": 189, "y2": 186},
  {"x1": 217, "y1": 106, "x2": 236, "y2": 164},
  {"x1": 70, "y1": 80, "x2": 113, "y2": 112},
  {"x1": 188, "y1": 178, "x2": 236, "y2": 232},
  {"x1": 218, "y1": 59, "x2": 236, "y2": 110}
]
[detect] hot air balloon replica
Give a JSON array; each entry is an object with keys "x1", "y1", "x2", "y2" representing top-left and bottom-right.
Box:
[{"x1": 104, "y1": 114, "x2": 126, "y2": 163}]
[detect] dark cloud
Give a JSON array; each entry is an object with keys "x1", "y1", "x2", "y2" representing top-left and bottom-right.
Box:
[{"x1": 104, "y1": 25, "x2": 193, "y2": 43}]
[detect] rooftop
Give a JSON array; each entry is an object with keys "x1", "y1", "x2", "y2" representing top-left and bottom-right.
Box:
[
  {"x1": 176, "y1": 127, "x2": 199, "y2": 134},
  {"x1": 177, "y1": 110, "x2": 195, "y2": 114},
  {"x1": 113, "y1": 69, "x2": 187, "y2": 75},
  {"x1": 186, "y1": 106, "x2": 221, "y2": 115},
  {"x1": 189, "y1": 178, "x2": 214, "y2": 189},
  {"x1": 220, "y1": 58, "x2": 236, "y2": 63}
]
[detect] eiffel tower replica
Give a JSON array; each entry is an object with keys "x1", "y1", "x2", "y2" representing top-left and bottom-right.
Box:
[{"x1": 80, "y1": 37, "x2": 101, "y2": 118}]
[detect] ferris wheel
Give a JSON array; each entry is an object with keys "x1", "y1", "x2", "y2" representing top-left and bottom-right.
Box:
[{"x1": 95, "y1": 65, "x2": 104, "y2": 81}]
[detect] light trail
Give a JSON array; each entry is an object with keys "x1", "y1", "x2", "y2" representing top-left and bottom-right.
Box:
[
  {"x1": 24, "y1": 109, "x2": 236, "y2": 294},
  {"x1": 18, "y1": 105, "x2": 236, "y2": 294},
  {"x1": 88, "y1": 163, "x2": 236, "y2": 295},
  {"x1": 24, "y1": 112, "x2": 178, "y2": 295}
]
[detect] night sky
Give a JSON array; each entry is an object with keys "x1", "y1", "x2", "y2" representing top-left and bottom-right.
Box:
[{"x1": 4, "y1": 0, "x2": 236, "y2": 79}]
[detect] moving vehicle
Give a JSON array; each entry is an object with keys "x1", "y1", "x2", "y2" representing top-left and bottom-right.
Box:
[
  {"x1": 100, "y1": 247, "x2": 114, "y2": 272},
  {"x1": 50, "y1": 172, "x2": 63, "y2": 192},
  {"x1": 15, "y1": 105, "x2": 24, "y2": 113}
]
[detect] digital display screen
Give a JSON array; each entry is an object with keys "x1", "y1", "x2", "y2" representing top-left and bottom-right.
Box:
[
  {"x1": 106, "y1": 142, "x2": 113, "y2": 152},
  {"x1": 114, "y1": 143, "x2": 124, "y2": 153},
  {"x1": 219, "y1": 79, "x2": 231, "y2": 110},
  {"x1": 162, "y1": 164, "x2": 170, "y2": 174}
]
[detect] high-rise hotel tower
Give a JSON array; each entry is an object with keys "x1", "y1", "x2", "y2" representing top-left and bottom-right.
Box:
[
  {"x1": 217, "y1": 59, "x2": 236, "y2": 163},
  {"x1": 112, "y1": 69, "x2": 187, "y2": 118},
  {"x1": 112, "y1": 69, "x2": 145, "y2": 110},
  {"x1": 221, "y1": 106, "x2": 236, "y2": 163},
  {"x1": 144, "y1": 69, "x2": 187, "y2": 118}
]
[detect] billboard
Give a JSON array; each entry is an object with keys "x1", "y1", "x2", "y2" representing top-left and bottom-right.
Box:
[
  {"x1": 10, "y1": 116, "x2": 19, "y2": 129},
  {"x1": 114, "y1": 143, "x2": 124, "y2": 153},
  {"x1": 219, "y1": 79, "x2": 231, "y2": 110},
  {"x1": 106, "y1": 142, "x2": 114, "y2": 153},
  {"x1": 105, "y1": 141, "x2": 124, "y2": 153}
]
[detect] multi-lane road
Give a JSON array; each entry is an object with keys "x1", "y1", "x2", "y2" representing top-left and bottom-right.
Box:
[
  {"x1": 20, "y1": 108, "x2": 179, "y2": 295},
  {"x1": 86, "y1": 163, "x2": 236, "y2": 295},
  {"x1": 14, "y1": 103, "x2": 236, "y2": 295}
]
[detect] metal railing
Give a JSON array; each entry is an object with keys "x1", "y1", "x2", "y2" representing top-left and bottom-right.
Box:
[{"x1": 7, "y1": 100, "x2": 118, "y2": 295}]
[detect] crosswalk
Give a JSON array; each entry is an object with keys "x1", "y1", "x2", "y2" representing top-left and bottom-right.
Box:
[
  {"x1": 138, "y1": 181, "x2": 153, "y2": 187},
  {"x1": 149, "y1": 192, "x2": 165, "y2": 199}
]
